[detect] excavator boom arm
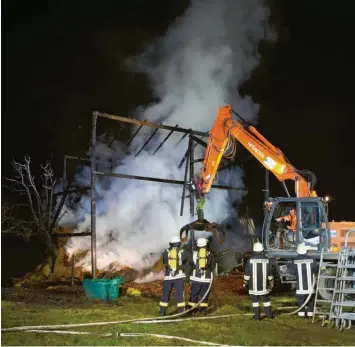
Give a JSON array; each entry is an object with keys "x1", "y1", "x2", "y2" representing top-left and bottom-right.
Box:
[{"x1": 200, "y1": 105, "x2": 313, "y2": 198}]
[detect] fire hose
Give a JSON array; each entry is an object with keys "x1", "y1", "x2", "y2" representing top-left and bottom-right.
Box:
[
  {"x1": 1, "y1": 274, "x2": 215, "y2": 332},
  {"x1": 1, "y1": 273, "x2": 316, "y2": 333},
  {"x1": 278, "y1": 274, "x2": 316, "y2": 316},
  {"x1": 19, "y1": 330, "x2": 224, "y2": 346}
]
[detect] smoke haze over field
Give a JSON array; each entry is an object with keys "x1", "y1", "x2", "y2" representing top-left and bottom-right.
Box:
[{"x1": 60, "y1": 0, "x2": 275, "y2": 273}]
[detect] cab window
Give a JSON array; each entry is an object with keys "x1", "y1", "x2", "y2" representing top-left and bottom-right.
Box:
[{"x1": 300, "y1": 201, "x2": 326, "y2": 241}]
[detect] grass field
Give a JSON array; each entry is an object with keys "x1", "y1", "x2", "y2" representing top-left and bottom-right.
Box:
[{"x1": 1, "y1": 286, "x2": 354, "y2": 346}]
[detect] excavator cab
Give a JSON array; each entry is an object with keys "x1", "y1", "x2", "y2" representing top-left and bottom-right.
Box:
[{"x1": 262, "y1": 197, "x2": 331, "y2": 255}]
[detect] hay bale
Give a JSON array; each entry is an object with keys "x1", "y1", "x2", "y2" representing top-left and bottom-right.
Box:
[
  {"x1": 41, "y1": 264, "x2": 51, "y2": 278},
  {"x1": 126, "y1": 287, "x2": 142, "y2": 297}
]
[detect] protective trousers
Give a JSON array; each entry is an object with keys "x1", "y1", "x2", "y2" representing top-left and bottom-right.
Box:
[
  {"x1": 275, "y1": 229, "x2": 283, "y2": 249},
  {"x1": 296, "y1": 293, "x2": 315, "y2": 317},
  {"x1": 188, "y1": 281, "x2": 210, "y2": 313},
  {"x1": 159, "y1": 278, "x2": 185, "y2": 316},
  {"x1": 250, "y1": 294, "x2": 273, "y2": 320}
]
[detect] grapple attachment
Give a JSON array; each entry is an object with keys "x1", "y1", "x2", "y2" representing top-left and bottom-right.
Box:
[
  {"x1": 180, "y1": 176, "x2": 226, "y2": 245},
  {"x1": 179, "y1": 220, "x2": 226, "y2": 245}
]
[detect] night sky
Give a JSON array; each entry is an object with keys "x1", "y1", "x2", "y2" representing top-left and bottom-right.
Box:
[{"x1": 2, "y1": 0, "x2": 355, "y2": 223}]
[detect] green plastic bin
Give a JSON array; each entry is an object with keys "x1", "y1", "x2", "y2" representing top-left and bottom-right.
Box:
[{"x1": 82, "y1": 276, "x2": 124, "y2": 301}]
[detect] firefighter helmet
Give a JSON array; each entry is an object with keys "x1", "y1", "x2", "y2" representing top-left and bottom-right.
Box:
[
  {"x1": 253, "y1": 242, "x2": 264, "y2": 252},
  {"x1": 169, "y1": 235, "x2": 181, "y2": 246},
  {"x1": 197, "y1": 237, "x2": 208, "y2": 247},
  {"x1": 297, "y1": 243, "x2": 308, "y2": 255}
]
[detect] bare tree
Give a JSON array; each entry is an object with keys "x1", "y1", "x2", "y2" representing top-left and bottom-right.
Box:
[{"x1": 3, "y1": 155, "x2": 64, "y2": 272}]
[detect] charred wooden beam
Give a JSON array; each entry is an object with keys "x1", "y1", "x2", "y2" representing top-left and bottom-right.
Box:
[
  {"x1": 94, "y1": 111, "x2": 209, "y2": 137},
  {"x1": 63, "y1": 155, "x2": 89, "y2": 169},
  {"x1": 178, "y1": 149, "x2": 190, "y2": 169},
  {"x1": 50, "y1": 181, "x2": 77, "y2": 234},
  {"x1": 65, "y1": 155, "x2": 90, "y2": 162},
  {"x1": 180, "y1": 140, "x2": 190, "y2": 216},
  {"x1": 63, "y1": 155, "x2": 90, "y2": 189},
  {"x1": 108, "y1": 124, "x2": 126, "y2": 147},
  {"x1": 71, "y1": 255, "x2": 75, "y2": 286},
  {"x1": 191, "y1": 158, "x2": 204, "y2": 163},
  {"x1": 191, "y1": 135, "x2": 208, "y2": 148},
  {"x1": 53, "y1": 232, "x2": 91, "y2": 237},
  {"x1": 54, "y1": 186, "x2": 90, "y2": 197},
  {"x1": 135, "y1": 125, "x2": 161, "y2": 157},
  {"x1": 91, "y1": 113, "x2": 97, "y2": 279},
  {"x1": 93, "y1": 170, "x2": 246, "y2": 191},
  {"x1": 189, "y1": 135, "x2": 195, "y2": 217},
  {"x1": 126, "y1": 122, "x2": 145, "y2": 146},
  {"x1": 95, "y1": 170, "x2": 189, "y2": 186},
  {"x1": 177, "y1": 135, "x2": 206, "y2": 169},
  {"x1": 153, "y1": 124, "x2": 179, "y2": 155},
  {"x1": 175, "y1": 132, "x2": 189, "y2": 147}
]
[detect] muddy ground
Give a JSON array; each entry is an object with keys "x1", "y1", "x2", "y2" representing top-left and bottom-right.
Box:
[
  {"x1": 1, "y1": 274, "x2": 247, "y2": 310},
  {"x1": 1, "y1": 272, "x2": 297, "y2": 313},
  {"x1": 1, "y1": 286, "x2": 105, "y2": 309}
]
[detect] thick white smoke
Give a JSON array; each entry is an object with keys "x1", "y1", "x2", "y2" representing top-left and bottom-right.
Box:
[{"x1": 61, "y1": 0, "x2": 274, "y2": 273}]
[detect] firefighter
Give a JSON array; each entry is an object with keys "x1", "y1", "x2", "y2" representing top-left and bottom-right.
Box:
[
  {"x1": 291, "y1": 243, "x2": 319, "y2": 318},
  {"x1": 188, "y1": 237, "x2": 215, "y2": 315},
  {"x1": 159, "y1": 235, "x2": 188, "y2": 316},
  {"x1": 243, "y1": 242, "x2": 274, "y2": 320}
]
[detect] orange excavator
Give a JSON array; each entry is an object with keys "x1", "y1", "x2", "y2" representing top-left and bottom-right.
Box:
[
  {"x1": 198, "y1": 104, "x2": 318, "y2": 199},
  {"x1": 180, "y1": 104, "x2": 354, "y2": 301},
  {"x1": 182, "y1": 104, "x2": 334, "y2": 253}
]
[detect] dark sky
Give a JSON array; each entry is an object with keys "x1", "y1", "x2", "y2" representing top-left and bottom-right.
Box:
[{"x1": 2, "y1": 0, "x2": 355, "y2": 222}]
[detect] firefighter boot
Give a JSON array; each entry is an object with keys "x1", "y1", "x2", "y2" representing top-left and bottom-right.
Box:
[
  {"x1": 264, "y1": 305, "x2": 274, "y2": 319},
  {"x1": 192, "y1": 308, "x2": 200, "y2": 316},
  {"x1": 177, "y1": 304, "x2": 186, "y2": 314},
  {"x1": 265, "y1": 306, "x2": 275, "y2": 319},
  {"x1": 253, "y1": 305, "x2": 261, "y2": 320},
  {"x1": 159, "y1": 302, "x2": 168, "y2": 316},
  {"x1": 199, "y1": 307, "x2": 207, "y2": 316}
]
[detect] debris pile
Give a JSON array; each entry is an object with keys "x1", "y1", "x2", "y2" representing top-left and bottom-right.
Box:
[
  {"x1": 12, "y1": 225, "x2": 245, "y2": 297},
  {"x1": 122, "y1": 272, "x2": 244, "y2": 298},
  {"x1": 12, "y1": 228, "x2": 165, "y2": 288}
]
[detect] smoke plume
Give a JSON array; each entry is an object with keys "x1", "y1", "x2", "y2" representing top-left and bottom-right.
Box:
[{"x1": 61, "y1": 0, "x2": 274, "y2": 274}]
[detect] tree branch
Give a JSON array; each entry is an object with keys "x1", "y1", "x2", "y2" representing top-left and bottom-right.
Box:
[
  {"x1": 6, "y1": 161, "x2": 39, "y2": 224},
  {"x1": 41, "y1": 161, "x2": 56, "y2": 227},
  {"x1": 23, "y1": 155, "x2": 43, "y2": 222},
  {"x1": 4, "y1": 156, "x2": 60, "y2": 273}
]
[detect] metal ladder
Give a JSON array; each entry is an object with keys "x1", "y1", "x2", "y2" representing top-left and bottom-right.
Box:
[
  {"x1": 328, "y1": 230, "x2": 355, "y2": 331},
  {"x1": 312, "y1": 248, "x2": 338, "y2": 325}
]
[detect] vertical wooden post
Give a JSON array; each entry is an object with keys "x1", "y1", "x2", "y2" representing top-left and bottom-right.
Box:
[
  {"x1": 91, "y1": 113, "x2": 97, "y2": 279},
  {"x1": 71, "y1": 255, "x2": 75, "y2": 287}
]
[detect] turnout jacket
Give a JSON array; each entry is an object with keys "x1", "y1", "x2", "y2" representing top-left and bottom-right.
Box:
[
  {"x1": 290, "y1": 254, "x2": 319, "y2": 294},
  {"x1": 244, "y1": 252, "x2": 274, "y2": 295},
  {"x1": 189, "y1": 248, "x2": 216, "y2": 283},
  {"x1": 163, "y1": 247, "x2": 188, "y2": 280}
]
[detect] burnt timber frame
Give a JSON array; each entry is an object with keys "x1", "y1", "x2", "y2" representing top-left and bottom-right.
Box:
[{"x1": 63, "y1": 111, "x2": 244, "y2": 278}]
